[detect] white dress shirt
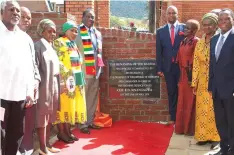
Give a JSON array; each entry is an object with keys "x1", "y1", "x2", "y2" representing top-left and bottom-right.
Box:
[
  {"x1": 168, "y1": 20, "x2": 178, "y2": 38},
  {"x1": 215, "y1": 28, "x2": 233, "y2": 53},
  {"x1": 0, "y1": 21, "x2": 34, "y2": 101}
]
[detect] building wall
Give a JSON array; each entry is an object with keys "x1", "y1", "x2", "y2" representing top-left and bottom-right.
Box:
[
  {"x1": 18, "y1": 1, "x2": 49, "y2": 12},
  {"x1": 98, "y1": 28, "x2": 169, "y2": 122},
  {"x1": 159, "y1": 1, "x2": 234, "y2": 36},
  {"x1": 64, "y1": 0, "x2": 110, "y2": 27}
]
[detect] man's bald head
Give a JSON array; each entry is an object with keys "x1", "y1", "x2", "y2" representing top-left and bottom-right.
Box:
[
  {"x1": 166, "y1": 5, "x2": 178, "y2": 24},
  {"x1": 19, "y1": 6, "x2": 31, "y2": 31}
]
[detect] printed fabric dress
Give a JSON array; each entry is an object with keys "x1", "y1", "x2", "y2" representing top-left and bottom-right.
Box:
[
  {"x1": 175, "y1": 36, "x2": 199, "y2": 135},
  {"x1": 191, "y1": 37, "x2": 220, "y2": 142},
  {"x1": 53, "y1": 36, "x2": 87, "y2": 125}
]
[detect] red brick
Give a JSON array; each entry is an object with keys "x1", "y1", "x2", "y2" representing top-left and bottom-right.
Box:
[
  {"x1": 31, "y1": 12, "x2": 44, "y2": 18},
  {"x1": 111, "y1": 115, "x2": 120, "y2": 121},
  {"x1": 110, "y1": 110, "x2": 126, "y2": 115},
  {"x1": 126, "y1": 110, "x2": 141, "y2": 115},
  {"x1": 126, "y1": 100, "x2": 141, "y2": 104},
  {"x1": 119, "y1": 105, "x2": 134, "y2": 110},
  {"x1": 44, "y1": 13, "x2": 59, "y2": 18},
  {"x1": 161, "y1": 111, "x2": 170, "y2": 115},
  {"x1": 150, "y1": 105, "x2": 166, "y2": 111},
  {"x1": 135, "y1": 116, "x2": 150, "y2": 121},
  {"x1": 151, "y1": 115, "x2": 168, "y2": 122},
  {"x1": 134, "y1": 105, "x2": 150, "y2": 110},
  {"x1": 111, "y1": 100, "x2": 126, "y2": 104},
  {"x1": 129, "y1": 43, "x2": 145, "y2": 48},
  {"x1": 143, "y1": 100, "x2": 158, "y2": 104},
  {"x1": 120, "y1": 115, "x2": 134, "y2": 120},
  {"x1": 114, "y1": 43, "x2": 127, "y2": 48},
  {"x1": 146, "y1": 42, "x2": 156, "y2": 48},
  {"x1": 145, "y1": 111, "x2": 160, "y2": 115}
]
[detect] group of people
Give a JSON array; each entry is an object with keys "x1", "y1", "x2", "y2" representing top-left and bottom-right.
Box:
[
  {"x1": 157, "y1": 5, "x2": 234, "y2": 155},
  {"x1": 0, "y1": 1, "x2": 111, "y2": 155}
]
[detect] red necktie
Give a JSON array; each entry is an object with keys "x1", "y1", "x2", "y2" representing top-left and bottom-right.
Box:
[{"x1": 171, "y1": 25, "x2": 175, "y2": 45}]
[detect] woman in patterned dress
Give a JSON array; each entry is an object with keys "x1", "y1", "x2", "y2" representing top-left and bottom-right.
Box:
[
  {"x1": 53, "y1": 21, "x2": 87, "y2": 143},
  {"x1": 175, "y1": 19, "x2": 200, "y2": 135},
  {"x1": 192, "y1": 13, "x2": 220, "y2": 149}
]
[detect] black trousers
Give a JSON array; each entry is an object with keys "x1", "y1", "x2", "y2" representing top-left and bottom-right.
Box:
[
  {"x1": 19, "y1": 105, "x2": 36, "y2": 154},
  {"x1": 164, "y1": 63, "x2": 180, "y2": 121},
  {"x1": 213, "y1": 93, "x2": 234, "y2": 153},
  {"x1": 1, "y1": 99, "x2": 26, "y2": 155}
]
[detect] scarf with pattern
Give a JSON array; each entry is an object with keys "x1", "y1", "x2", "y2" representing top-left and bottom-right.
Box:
[{"x1": 80, "y1": 24, "x2": 96, "y2": 75}]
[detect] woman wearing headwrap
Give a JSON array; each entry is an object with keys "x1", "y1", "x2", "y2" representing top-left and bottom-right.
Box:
[
  {"x1": 53, "y1": 21, "x2": 87, "y2": 143},
  {"x1": 34, "y1": 19, "x2": 61, "y2": 154},
  {"x1": 191, "y1": 13, "x2": 220, "y2": 149}
]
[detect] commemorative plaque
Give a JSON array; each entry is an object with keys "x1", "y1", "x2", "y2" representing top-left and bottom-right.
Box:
[{"x1": 108, "y1": 59, "x2": 160, "y2": 99}]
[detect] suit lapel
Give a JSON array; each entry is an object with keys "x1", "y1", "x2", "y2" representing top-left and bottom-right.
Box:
[
  {"x1": 164, "y1": 24, "x2": 173, "y2": 47},
  {"x1": 217, "y1": 29, "x2": 234, "y2": 63}
]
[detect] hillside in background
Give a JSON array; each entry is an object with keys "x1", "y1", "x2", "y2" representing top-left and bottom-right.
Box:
[{"x1": 110, "y1": 0, "x2": 148, "y2": 20}]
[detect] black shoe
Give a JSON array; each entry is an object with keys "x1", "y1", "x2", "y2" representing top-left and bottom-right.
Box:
[
  {"x1": 211, "y1": 150, "x2": 227, "y2": 155},
  {"x1": 210, "y1": 141, "x2": 220, "y2": 150},
  {"x1": 57, "y1": 134, "x2": 74, "y2": 143},
  {"x1": 69, "y1": 134, "x2": 79, "y2": 141},
  {"x1": 196, "y1": 141, "x2": 209, "y2": 145},
  {"x1": 80, "y1": 127, "x2": 90, "y2": 134},
  {"x1": 88, "y1": 124, "x2": 101, "y2": 129}
]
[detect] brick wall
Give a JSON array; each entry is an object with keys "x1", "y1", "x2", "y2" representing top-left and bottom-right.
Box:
[
  {"x1": 64, "y1": 0, "x2": 110, "y2": 28},
  {"x1": 94, "y1": 1, "x2": 110, "y2": 28},
  {"x1": 28, "y1": 12, "x2": 76, "y2": 41},
  {"x1": 28, "y1": 12, "x2": 169, "y2": 122},
  {"x1": 64, "y1": 1, "x2": 94, "y2": 24},
  {"x1": 98, "y1": 28, "x2": 169, "y2": 122},
  {"x1": 159, "y1": 1, "x2": 234, "y2": 37}
]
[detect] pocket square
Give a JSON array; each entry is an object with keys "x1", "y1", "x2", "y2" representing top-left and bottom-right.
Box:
[{"x1": 179, "y1": 31, "x2": 184, "y2": 36}]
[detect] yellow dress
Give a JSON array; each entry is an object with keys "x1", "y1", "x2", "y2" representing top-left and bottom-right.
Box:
[
  {"x1": 53, "y1": 37, "x2": 87, "y2": 125},
  {"x1": 191, "y1": 38, "x2": 220, "y2": 142}
]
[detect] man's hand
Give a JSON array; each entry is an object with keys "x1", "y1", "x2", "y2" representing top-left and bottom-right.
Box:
[
  {"x1": 25, "y1": 96, "x2": 34, "y2": 109},
  {"x1": 157, "y1": 72, "x2": 164, "y2": 77}
]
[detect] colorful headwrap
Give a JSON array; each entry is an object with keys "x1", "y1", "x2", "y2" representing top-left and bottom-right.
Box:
[
  {"x1": 202, "y1": 13, "x2": 218, "y2": 24},
  {"x1": 37, "y1": 19, "x2": 56, "y2": 36},
  {"x1": 62, "y1": 21, "x2": 77, "y2": 33}
]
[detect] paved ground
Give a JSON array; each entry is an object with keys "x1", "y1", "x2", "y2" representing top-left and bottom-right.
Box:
[{"x1": 166, "y1": 132, "x2": 220, "y2": 155}]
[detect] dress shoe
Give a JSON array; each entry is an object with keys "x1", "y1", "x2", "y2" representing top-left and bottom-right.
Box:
[
  {"x1": 210, "y1": 142, "x2": 220, "y2": 150},
  {"x1": 47, "y1": 147, "x2": 61, "y2": 153},
  {"x1": 80, "y1": 127, "x2": 90, "y2": 134},
  {"x1": 69, "y1": 134, "x2": 79, "y2": 141},
  {"x1": 57, "y1": 134, "x2": 74, "y2": 143},
  {"x1": 88, "y1": 124, "x2": 101, "y2": 129},
  {"x1": 210, "y1": 150, "x2": 227, "y2": 155},
  {"x1": 196, "y1": 141, "x2": 209, "y2": 145},
  {"x1": 165, "y1": 121, "x2": 175, "y2": 126}
]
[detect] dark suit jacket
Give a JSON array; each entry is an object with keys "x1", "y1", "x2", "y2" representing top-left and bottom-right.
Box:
[
  {"x1": 156, "y1": 22, "x2": 185, "y2": 73},
  {"x1": 208, "y1": 28, "x2": 234, "y2": 99}
]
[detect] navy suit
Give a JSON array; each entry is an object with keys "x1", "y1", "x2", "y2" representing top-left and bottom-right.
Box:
[
  {"x1": 208, "y1": 28, "x2": 234, "y2": 153},
  {"x1": 156, "y1": 23, "x2": 185, "y2": 121}
]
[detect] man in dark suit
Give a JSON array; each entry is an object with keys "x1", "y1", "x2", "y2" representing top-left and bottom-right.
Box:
[
  {"x1": 208, "y1": 9, "x2": 234, "y2": 155},
  {"x1": 156, "y1": 6, "x2": 185, "y2": 124}
]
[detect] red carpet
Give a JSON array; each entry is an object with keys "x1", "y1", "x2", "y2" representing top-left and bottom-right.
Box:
[{"x1": 53, "y1": 120, "x2": 174, "y2": 155}]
